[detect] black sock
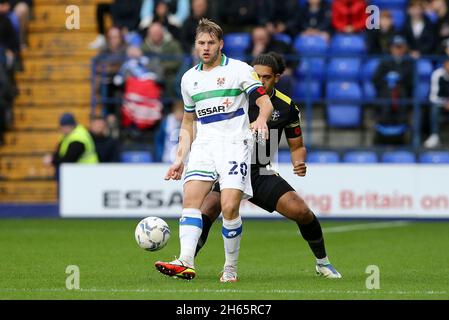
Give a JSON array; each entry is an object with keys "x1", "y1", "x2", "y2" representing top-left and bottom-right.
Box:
[
  {"x1": 297, "y1": 214, "x2": 327, "y2": 259},
  {"x1": 195, "y1": 214, "x2": 213, "y2": 257}
]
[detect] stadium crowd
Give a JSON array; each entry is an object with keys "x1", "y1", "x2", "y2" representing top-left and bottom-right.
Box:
[
  {"x1": 0, "y1": 0, "x2": 32, "y2": 145},
  {"x1": 1, "y1": 0, "x2": 449, "y2": 163}
]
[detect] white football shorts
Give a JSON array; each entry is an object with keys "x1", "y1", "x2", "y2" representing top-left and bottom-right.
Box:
[{"x1": 184, "y1": 138, "x2": 253, "y2": 199}]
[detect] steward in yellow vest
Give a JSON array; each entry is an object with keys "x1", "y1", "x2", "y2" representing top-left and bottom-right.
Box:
[{"x1": 49, "y1": 113, "x2": 99, "y2": 166}]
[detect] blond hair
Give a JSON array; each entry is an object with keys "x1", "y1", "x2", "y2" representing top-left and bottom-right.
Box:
[{"x1": 196, "y1": 18, "x2": 223, "y2": 40}]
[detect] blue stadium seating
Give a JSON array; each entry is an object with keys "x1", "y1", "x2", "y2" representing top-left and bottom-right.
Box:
[
  {"x1": 363, "y1": 81, "x2": 376, "y2": 100},
  {"x1": 416, "y1": 82, "x2": 430, "y2": 101},
  {"x1": 296, "y1": 58, "x2": 326, "y2": 80},
  {"x1": 375, "y1": 124, "x2": 408, "y2": 136},
  {"x1": 293, "y1": 35, "x2": 328, "y2": 55},
  {"x1": 326, "y1": 81, "x2": 362, "y2": 102},
  {"x1": 223, "y1": 33, "x2": 251, "y2": 56},
  {"x1": 307, "y1": 151, "x2": 340, "y2": 163},
  {"x1": 362, "y1": 58, "x2": 380, "y2": 81},
  {"x1": 381, "y1": 151, "x2": 416, "y2": 163},
  {"x1": 417, "y1": 59, "x2": 433, "y2": 80},
  {"x1": 419, "y1": 151, "x2": 449, "y2": 164},
  {"x1": 370, "y1": 0, "x2": 407, "y2": 9},
  {"x1": 343, "y1": 151, "x2": 378, "y2": 163},
  {"x1": 327, "y1": 104, "x2": 362, "y2": 127},
  {"x1": 327, "y1": 58, "x2": 361, "y2": 80},
  {"x1": 273, "y1": 33, "x2": 292, "y2": 45},
  {"x1": 121, "y1": 151, "x2": 153, "y2": 163},
  {"x1": 277, "y1": 149, "x2": 291, "y2": 163},
  {"x1": 292, "y1": 80, "x2": 322, "y2": 101},
  {"x1": 330, "y1": 34, "x2": 366, "y2": 55},
  {"x1": 390, "y1": 9, "x2": 406, "y2": 30}
]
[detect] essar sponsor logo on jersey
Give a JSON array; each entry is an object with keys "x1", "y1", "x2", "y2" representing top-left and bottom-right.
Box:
[{"x1": 197, "y1": 105, "x2": 226, "y2": 117}]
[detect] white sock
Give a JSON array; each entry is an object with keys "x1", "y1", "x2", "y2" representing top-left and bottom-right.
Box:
[
  {"x1": 178, "y1": 208, "x2": 203, "y2": 267},
  {"x1": 222, "y1": 216, "x2": 243, "y2": 268},
  {"x1": 317, "y1": 256, "x2": 330, "y2": 265}
]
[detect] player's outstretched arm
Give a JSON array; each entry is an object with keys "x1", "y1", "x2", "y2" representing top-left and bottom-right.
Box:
[
  {"x1": 165, "y1": 112, "x2": 196, "y2": 181},
  {"x1": 287, "y1": 136, "x2": 307, "y2": 177}
]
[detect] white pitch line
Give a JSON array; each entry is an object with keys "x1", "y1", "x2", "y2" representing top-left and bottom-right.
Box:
[
  {"x1": 0, "y1": 288, "x2": 447, "y2": 296},
  {"x1": 322, "y1": 221, "x2": 412, "y2": 234}
]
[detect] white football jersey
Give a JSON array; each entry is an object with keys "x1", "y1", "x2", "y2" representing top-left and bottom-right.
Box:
[{"x1": 181, "y1": 54, "x2": 263, "y2": 142}]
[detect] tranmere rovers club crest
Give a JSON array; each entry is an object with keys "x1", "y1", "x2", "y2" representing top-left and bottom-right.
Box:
[{"x1": 217, "y1": 77, "x2": 225, "y2": 87}]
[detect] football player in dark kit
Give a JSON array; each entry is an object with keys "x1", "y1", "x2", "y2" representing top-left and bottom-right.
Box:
[{"x1": 196, "y1": 52, "x2": 341, "y2": 279}]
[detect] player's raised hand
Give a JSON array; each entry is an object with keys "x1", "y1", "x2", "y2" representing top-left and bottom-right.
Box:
[
  {"x1": 250, "y1": 117, "x2": 269, "y2": 145},
  {"x1": 165, "y1": 161, "x2": 184, "y2": 180},
  {"x1": 293, "y1": 161, "x2": 306, "y2": 177}
]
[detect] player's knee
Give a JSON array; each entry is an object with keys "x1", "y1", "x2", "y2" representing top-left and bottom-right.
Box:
[{"x1": 221, "y1": 201, "x2": 240, "y2": 218}]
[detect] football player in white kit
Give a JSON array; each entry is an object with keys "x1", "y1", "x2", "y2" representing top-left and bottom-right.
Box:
[{"x1": 155, "y1": 18, "x2": 274, "y2": 282}]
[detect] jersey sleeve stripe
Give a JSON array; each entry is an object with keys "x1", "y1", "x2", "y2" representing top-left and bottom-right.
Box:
[
  {"x1": 191, "y1": 89, "x2": 243, "y2": 103},
  {"x1": 244, "y1": 83, "x2": 263, "y2": 94},
  {"x1": 184, "y1": 105, "x2": 195, "y2": 112}
]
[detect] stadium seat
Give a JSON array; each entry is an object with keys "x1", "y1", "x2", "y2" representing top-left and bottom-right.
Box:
[
  {"x1": 417, "y1": 59, "x2": 433, "y2": 80},
  {"x1": 293, "y1": 35, "x2": 328, "y2": 55},
  {"x1": 223, "y1": 33, "x2": 251, "y2": 56},
  {"x1": 362, "y1": 58, "x2": 380, "y2": 81},
  {"x1": 277, "y1": 149, "x2": 291, "y2": 163},
  {"x1": 390, "y1": 9, "x2": 406, "y2": 30},
  {"x1": 327, "y1": 58, "x2": 361, "y2": 80},
  {"x1": 327, "y1": 104, "x2": 362, "y2": 128},
  {"x1": 292, "y1": 80, "x2": 322, "y2": 101},
  {"x1": 296, "y1": 58, "x2": 326, "y2": 80},
  {"x1": 375, "y1": 123, "x2": 408, "y2": 136},
  {"x1": 381, "y1": 151, "x2": 416, "y2": 163},
  {"x1": 370, "y1": 0, "x2": 407, "y2": 9},
  {"x1": 343, "y1": 151, "x2": 378, "y2": 163},
  {"x1": 363, "y1": 81, "x2": 377, "y2": 100},
  {"x1": 273, "y1": 33, "x2": 292, "y2": 45},
  {"x1": 121, "y1": 151, "x2": 153, "y2": 163},
  {"x1": 416, "y1": 82, "x2": 430, "y2": 102},
  {"x1": 330, "y1": 34, "x2": 366, "y2": 55},
  {"x1": 326, "y1": 81, "x2": 362, "y2": 102},
  {"x1": 307, "y1": 151, "x2": 340, "y2": 163},
  {"x1": 419, "y1": 151, "x2": 449, "y2": 164}
]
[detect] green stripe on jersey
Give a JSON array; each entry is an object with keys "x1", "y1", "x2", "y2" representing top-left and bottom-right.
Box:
[
  {"x1": 184, "y1": 105, "x2": 195, "y2": 110},
  {"x1": 191, "y1": 89, "x2": 243, "y2": 103},
  {"x1": 185, "y1": 170, "x2": 217, "y2": 176}
]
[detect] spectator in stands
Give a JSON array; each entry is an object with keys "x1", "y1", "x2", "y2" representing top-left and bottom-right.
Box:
[
  {"x1": 423, "y1": 57, "x2": 449, "y2": 148},
  {"x1": 218, "y1": 0, "x2": 267, "y2": 31},
  {"x1": 142, "y1": 21, "x2": 183, "y2": 97},
  {"x1": 111, "y1": 0, "x2": 142, "y2": 34},
  {"x1": 295, "y1": 0, "x2": 331, "y2": 41},
  {"x1": 140, "y1": 0, "x2": 189, "y2": 38},
  {"x1": 432, "y1": 0, "x2": 449, "y2": 53},
  {"x1": 89, "y1": 2, "x2": 112, "y2": 50},
  {"x1": 180, "y1": 0, "x2": 208, "y2": 53},
  {"x1": 403, "y1": 0, "x2": 436, "y2": 58},
  {"x1": 331, "y1": 0, "x2": 368, "y2": 33},
  {"x1": 372, "y1": 36, "x2": 415, "y2": 136},
  {"x1": 263, "y1": 0, "x2": 298, "y2": 37},
  {"x1": 96, "y1": 27, "x2": 127, "y2": 130},
  {"x1": 366, "y1": 10, "x2": 397, "y2": 54},
  {"x1": 43, "y1": 113, "x2": 99, "y2": 179},
  {"x1": 113, "y1": 45, "x2": 162, "y2": 87},
  {"x1": 89, "y1": 115, "x2": 120, "y2": 162},
  {"x1": 245, "y1": 25, "x2": 297, "y2": 95},
  {"x1": 0, "y1": 47, "x2": 10, "y2": 145},
  {"x1": 8, "y1": 0, "x2": 32, "y2": 48},
  {"x1": 154, "y1": 100, "x2": 183, "y2": 162}
]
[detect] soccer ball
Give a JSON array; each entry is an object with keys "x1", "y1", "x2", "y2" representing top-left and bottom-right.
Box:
[{"x1": 135, "y1": 217, "x2": 171, "y2": 251}]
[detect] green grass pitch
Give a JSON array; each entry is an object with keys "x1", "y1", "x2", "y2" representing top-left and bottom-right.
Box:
[{"x1": 0, "y1": 218, "x2": 448, "y2": 300}]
